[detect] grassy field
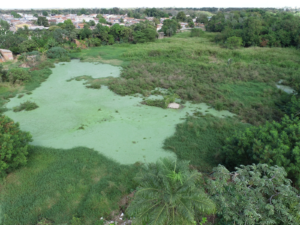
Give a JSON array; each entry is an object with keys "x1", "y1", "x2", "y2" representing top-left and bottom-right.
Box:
[
  {"x1": 0, "y1": 147, "x2": 138, "y2": 225},
  {"x1": 1, "y1": 31, "x2": 299, "y2": 224}
]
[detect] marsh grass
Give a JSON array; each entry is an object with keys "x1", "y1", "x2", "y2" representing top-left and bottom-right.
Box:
[
  {"x1": 0, "y1": 60, "x2": 54, "y2": 114},
  {"x1": 84, "y1": 32, "x2": 299, "y2": 125},
  {"x1": 13, "y1": 100, "x2": 38, "y2": 112},
  {"x1": 163, "y1": 116, "x2": 249, "y2": 172},
  {"x1": 67, "y1": 75, "x2": 114, "y2": 89},
  {"x1": 0, "y1": 146, "x2": 139, "y2": 225},
  {"x1": 142, "y1": 99, "x2": 166, "y2": 108}
]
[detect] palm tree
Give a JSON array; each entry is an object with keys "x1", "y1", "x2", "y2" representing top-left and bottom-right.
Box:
[{"x1": 127, "y1": 158, "x2": 215, "y2": 225}]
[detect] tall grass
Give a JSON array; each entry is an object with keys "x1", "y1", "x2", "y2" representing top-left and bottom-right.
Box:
[
  {"x1": 163, "y1": 116, "x2": 249, "y2": 172},
  {"x1": 0, "y1": 146, "x2": 139, "y2": 225}
]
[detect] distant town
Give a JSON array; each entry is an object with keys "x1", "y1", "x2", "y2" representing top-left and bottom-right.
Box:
[{"x1": 0, "y1": 11, "x2": 206, "y2": 32}]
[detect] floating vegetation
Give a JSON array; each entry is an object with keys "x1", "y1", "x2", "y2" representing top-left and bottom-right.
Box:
[{"x1": 13, "y1": 101, "x2": 38, "y2": 112}]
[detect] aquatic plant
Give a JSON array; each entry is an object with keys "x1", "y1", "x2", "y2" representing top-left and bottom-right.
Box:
[{"x1": 13, "y1": 101, "x2": 38, "y2": 112}]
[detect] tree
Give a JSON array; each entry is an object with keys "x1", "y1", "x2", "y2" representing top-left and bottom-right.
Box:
[
  {"x1": 207, "y1": 164, "x2": 300, "y2": 225},
  {"x1": 79, "y1": 25, "x2": 92, "y2": 40},
  {"x1": 242, "y1": 17, "x2": 262, "y2": 46},
  {"x1": 98, "y1": 17, "x2": 107, "y2": 24},
  {"x1": 19, "y1": 39, "x2": 38, "y2": 53},
  {"x1": 0, "y1": 19, "x2": 10, "y2": 30},
  {"x1": 222, "y1": 115, "x2": 300, "y2": 185},
  {"x1": 88, "y1": 20, "x2": 95, "y2": 26},
  {"x1": 176, "y1": 11, "x2": 186, "y2": 22},
  {"x1": 78, "y1": 8, "x2": 88, "y2": 15},
  {"x1": 63, "y1": 19, "x2": 75, "y2": 32},
  {"x1": 225, "y1": 36, "x2": 243, "y2": 49},
  {"x1": 42, "y1": 11, "x2": 48, "y2": 17},
  {"x1": 127, "y1": 158, "x2": 215, "y2": 225},
  {"x1": 93, "y1": 23, "x2": 110, "y2": 42},
  {"x1": 196, "y1": 14, "x2": 208, "y2": 24},
  {"x1": 53, "y1": 28, "x2": 67, "y2": 43},
  {"x1": 37, "y1": 17, "x2": 49, "y2": 27},
  {"x1": 46, "y1": 47, "x2": 69, "y2": 59},
  {"x1": 162, "y1": 19, "x2": 179, "y2": 37},
  {"x1": 133, "y1": 28, "x2": 157, "y2": 43},
  {"x1": 188, "y1": 21, "x2": 195, "y2": 28},
  {"x1": 120, "y1": 18, "x2": 124, "y2": 23},
  {"x1": 0, "y1": 116, "x2": 32, "y2": 176},
  {"x1": 11, "y1": 11, "x2": 21, "y2": 18},
  {"x1": 109, "y1": 23, "x2": 123, "y2": 41}
]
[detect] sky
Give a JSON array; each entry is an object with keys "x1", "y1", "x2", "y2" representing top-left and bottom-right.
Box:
[{"x1": 0, "y1": 0, "x2": 299, "y2": 9}]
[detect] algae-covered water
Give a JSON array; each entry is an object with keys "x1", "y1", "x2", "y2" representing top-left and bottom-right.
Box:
[{"x1": 4, "y1": 60, "x2": 234, "y2": 164}]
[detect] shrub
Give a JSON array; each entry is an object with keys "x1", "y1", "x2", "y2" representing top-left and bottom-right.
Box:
[
  {"x1": 86, "y1": 38, "x2": 101, "y2": 47},
  {"x1": 225, "y1": 36, "x2": 243, "y2": 49},
  {"x1": 281, "y1": 95, "x2": 300, "y2": 117},
  {"x1": 222, "y1": 115, "x2": 300, "y2": 185},
  {"x1": 19, "y1": 40, "x2": 39, "y2": 53},
  {"x1": 207, "y1": 164, "x2": 300, "y2": 224},
  {"x1": 8, "y1": 68, "x2": 31, "y2": 83},
  {"x1": 13, "y1": 101, "x2": 39, "y2": 112},
  {"x1": 190, "y1": 28, "x2": 204, "y2": 37},
  {"x1": 0, "y1": 64, "x2": 8, "y2": 82},
  {"x1": 0, "y1": 115, "x2": 32, "y2": 175},
  {"x1": 46, "y1": 47, "x2": 70, "y2": 59}
]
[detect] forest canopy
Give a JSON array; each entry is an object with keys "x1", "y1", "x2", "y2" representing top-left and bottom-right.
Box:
[{"x1": 206, "y1": 10, "x2": 300, "y2": 47}]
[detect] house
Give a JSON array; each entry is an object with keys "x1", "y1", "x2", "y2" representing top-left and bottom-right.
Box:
[{"x1": 0, "y1": 49, "x2": 14, "y2": 62}]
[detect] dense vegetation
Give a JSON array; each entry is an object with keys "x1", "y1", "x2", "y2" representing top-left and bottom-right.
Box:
[
  {"x1": 127, "y1": 158, "x2": 215, "y2": 225},
  {"x1": 106, "y1": 32, "x2": 300, "y2": 125},
  {"x1": 207, "y1": 9, "x2": 300, "y2": 47},
  {"x1": 0, "y1": 115, "x2": 32, "y2": 176},
  {"x1": 0, "y1": 146, "x2": 138, "y2": 225},
  {"x1": 223, "y1": 115, "x2": 300, "y2": 185},
  {"x1": 0, "y1": 19, "x2": 158, "y2": 54},
  {"x1": 1, "y1": 8, "x2": 300, "y2": 224},
  {"x1": 208, "y1": 164, "x2": 300, "y2": 224}
]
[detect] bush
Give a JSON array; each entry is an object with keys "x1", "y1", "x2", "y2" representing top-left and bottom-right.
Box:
[
  {"x1": 19, "y1": 40, "x2": 39, "y2": 53},
  {"x1": 13, "y1": 101, "x2": 39, "y2": 112},
  {"x1": 225, "y1": 36, "x2": 243, "y2": 49},
  {"x1": 0, "y1": 64, "x2": 8, "y2": 82},
  {"x1": 8, "y1": 68, "x2": 31, "y2": 83},
  {"x1": 190, "y1": 28, "x2": 204, "y2": 37},
  {"x1": 86, "y1": 38, "x2": 102, "y2": 47},
  {"x1": 208, "y1": 164, "x2": 300, "y2": 224},
  {"x1": 222, "y1": 115, "x2": 300, "y2": 185},
  {"x1": 46, "y1": 47, "x2": 70, "y2": 59},
  {"x1": 281, "y1": 95, "x2": 300, "y2": 117},
  {"x1": 0, "y1": 115, "x2": 32, "y2": 175}
]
